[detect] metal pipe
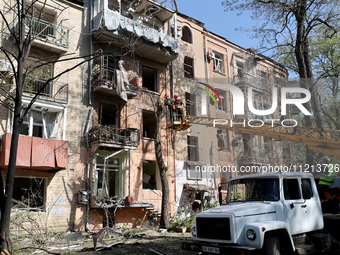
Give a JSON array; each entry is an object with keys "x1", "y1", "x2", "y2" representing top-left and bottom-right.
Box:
[
  {"x1": 204, "y1": 31, "x2": 210, "y2": 81},
  {"x1": 89, "y1": 0, "x2": 94, "y2": 106},
  {"x1": 85, "y1": 107, "x2": 93, "y2": 233},
  {"x1": 85, "y1": 0, "x2": 96, "y2": 232}
]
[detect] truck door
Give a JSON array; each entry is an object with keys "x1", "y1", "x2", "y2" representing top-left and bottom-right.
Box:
[
  {"x1": 301, "y1": 178, "x2": 324, "y2": 232},
  {"x1": 283, "y1": 177, "x2": 309, "y2": 234}
]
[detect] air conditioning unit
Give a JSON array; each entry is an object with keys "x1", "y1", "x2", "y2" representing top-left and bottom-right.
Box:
[
  {"x1": 177, "y1": 26, "x2": 182, "y2": 37},
  {"x1": 207, "y1": 51, "x2": 215, "y2": 62},
  {"x1": 0, "y1": 60, "x2": 11, "y2": 72}
]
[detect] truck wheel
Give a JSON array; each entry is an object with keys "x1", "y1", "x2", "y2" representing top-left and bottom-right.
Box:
[{"x1": 264, "y1": 236, "x2": 281, "y2": 255}]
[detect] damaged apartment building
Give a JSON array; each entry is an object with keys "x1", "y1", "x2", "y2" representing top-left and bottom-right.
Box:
[
  {"x1": 173, "y1": 13, "x2": 290, "y2": 214},
  {"x1": 0, "y1": 0, "x2": 86, "y2": 231},
  {"x1": 0, "y1": 0, "x2": 294, "y2": 233},
  {"x1": 74, "y1": 0, "x2": 179, "y2": 230}
]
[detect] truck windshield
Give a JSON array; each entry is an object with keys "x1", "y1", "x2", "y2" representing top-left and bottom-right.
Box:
[{"x1": 227, "y1": 178, "x2": 280, "y2": 202}]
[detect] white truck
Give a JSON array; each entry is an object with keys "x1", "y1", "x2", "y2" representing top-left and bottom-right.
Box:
[{"x1": 182, "y1": 172, "x2": 340, "y2": 254}]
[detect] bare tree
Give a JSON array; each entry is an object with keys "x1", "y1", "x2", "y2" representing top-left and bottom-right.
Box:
[{"x1": 0, "y1": 0, "x2": 99, "y2": 252}]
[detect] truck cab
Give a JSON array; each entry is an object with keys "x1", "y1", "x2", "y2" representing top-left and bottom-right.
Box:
[{"x1": 182, "y1": 172, "x2": 332, "y2": 254}]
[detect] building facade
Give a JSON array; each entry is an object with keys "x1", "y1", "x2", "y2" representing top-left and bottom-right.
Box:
[
  {"x1": 0, "y1": 0, "x2": 87, "y2": 231},
  {"x1": 0, "y1": 0, "x2": 292, "y2": 232},
  {"x1": 73, "y1": 0, "x2": 179, "y2": 230},
  {"x1": 173, "y1": 12, "x2": 289, "y2": 214}
]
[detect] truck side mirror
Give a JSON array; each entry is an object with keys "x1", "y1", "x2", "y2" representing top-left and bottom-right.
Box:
[{"x1": 290, "y1": 203, "x2": 294, "y2": 209}]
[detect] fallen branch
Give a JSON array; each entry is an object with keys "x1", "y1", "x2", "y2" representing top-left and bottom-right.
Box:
[{"x1": 18, "y1": 247, "x2": 61, "y2": 255}]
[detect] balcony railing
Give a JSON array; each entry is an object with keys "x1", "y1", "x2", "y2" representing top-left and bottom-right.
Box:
[
  {"x1": 89, "y1": 125, "x2": 139, "y2": 148},
  {"x1": 28, "y1": 17, "x2": 69, "y2": 48},
  {"x1": 24, "y1": 78, "x2": 68, "y2": 102},
  {"x1": 92, "y1": 64, "x2": 138, "y2": 97}
]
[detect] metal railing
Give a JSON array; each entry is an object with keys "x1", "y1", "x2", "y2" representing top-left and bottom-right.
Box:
[
  {"x1": 24, "y1": 78, "x2": 68, "y2": 102},
  {"x1": 28, "y1": 17, "x2": 69, "y2": 48},
  {"x1": 92, "y1": 64, "x2": 138, "y2": 96},
  {"x1": 92, "y1": 64, "x2": 117, "y2": 88},
  {"x1": 89, "y1": 125, "x2": 139, "y2": 147}
]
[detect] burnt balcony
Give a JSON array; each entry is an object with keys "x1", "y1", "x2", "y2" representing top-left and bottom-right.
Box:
[
  {"x1": 92, "y1": 61, "x2": 138, "y2": 98},
  {"x1": 0, "y1": 134, "x2": 68, "y2": 171},
  {"x1": 92, "y1": 7, "x2": 178, "y2": 64},
  {"x1": 89, "y1": 125, "x2": 139, "y2": 149},
  {"x1": 27, "y1": 17, "x2": 69, "y2": 53},
  {"x1": 24, "y1": 78, "x2": 68, "y2": 102}
]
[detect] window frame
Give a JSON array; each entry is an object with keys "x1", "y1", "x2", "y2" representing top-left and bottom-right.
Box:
[
  {"x1": 181, "y1": 26, "x2": 192, "y2": 44},
  {"x1": 142, "y1": 66, "x2": 158, "y2": 92},
  {"x1": 212, "y1": 52, "x2": 225, "y2": 74},
  {"x1": 283, "y1": 178, "x2": 302, "y2": 200},
  {"x1": 185, "y1": 92, "x2": 196, "y2": 116},
  {"x1": 12, "y1": 177, "x2": 47, "y2": 211},
  {"x1": 93, "y1": 154, "x2": 121, "y2": 199},
  {"x1": 217, "y1": 129, "x2": 230, "y2": 151},
  {"x1": 187, "y1": 164, "x2": 202, "y2": 180},
  {"x1": 187, "y1": 136, "x2": 199, "y2": 161},
  {"x1": 184, "y1": 56, "x2": 194, "y2": 78}
]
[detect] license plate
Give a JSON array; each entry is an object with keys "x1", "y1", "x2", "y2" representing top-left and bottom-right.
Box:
[{"x1": 202, "y1": 246, "x2": 220, "y2": 254}]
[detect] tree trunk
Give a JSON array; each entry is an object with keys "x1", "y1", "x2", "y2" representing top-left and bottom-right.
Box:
[
  {"x1": 0, "y1": 104, "x2": 21, "y2": 253},
  {"x1": 0, "y1": 2, "x2": 25, "y2": 250},
  {"x1": 294, "y1": 0, "x2": 324, "y2": 164},
  {"x1": 154, "y1": 102, "x2": 169, "y2": 229}
]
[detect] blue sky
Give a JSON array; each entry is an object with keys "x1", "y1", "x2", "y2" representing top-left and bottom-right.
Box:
[{"x1": 164, "y1": 0, "x2": 261, "y2": 50}]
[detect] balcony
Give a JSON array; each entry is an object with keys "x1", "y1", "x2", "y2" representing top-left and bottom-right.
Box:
[
  {"x1": 0, "y1": 134, "x2": 68, "y2": 171},
  {"x1": 27, "y1": 17, "x2": 69, "y2": 53},
  {"x1": 24, "y1": 78, "x2": 68, "y2": 102},
  {"x1": 92, "y1": 62, "x2": 138, "y2": 98},
  {"x1": 89, "y1": 125, "x2": 139, "y2": 149},
  {"x1": 92, "y1": 8, "x2": 178, "y2": 64}
]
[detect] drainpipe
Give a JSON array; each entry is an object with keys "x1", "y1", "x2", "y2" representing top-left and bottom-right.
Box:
[
  {"x1": 204, "y1": 31, "x2": 210, "y2": 117},
  {"x1": 85, "y1": 0, "x2": 94, "y2": 233},
  {"x1": 89, "y1": 0, "x2": 94, "y2": 106},
  {"x1": 85, "y1": 107, "x2": 93, "y2": 233},
  {"x1": 204, "y1": 31, "x2": 210, "y2": 81}
]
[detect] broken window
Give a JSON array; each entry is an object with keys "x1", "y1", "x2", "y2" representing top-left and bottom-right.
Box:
[
  {"x1": 187, "y1": 164, "x2": 202, "y2": 180},
  {"x1": 181, "y1": 26, "x2": 192, "y2": 43},
  {"x1": 93, "y1": 153, "x2": 122, "y2": 200},
  {"x1": 187, "y1": 136, "x2": 199, "y2": 161},
  {"x1": 108, "y1": 0, "x2": 120, "y2": 12},
  {"x1": 99, "y1": 104, "x2": 117, "y2": 126},
  {"x1": 12, "y1": 177, "x2": 45, "y2": 210},
  {"x1": 143, "y1": 111, "x2": 156, "y2": 139},
  {"x1": 257, "y1": 70, "x2": 267, "y2": 89},
  {"x1": 236, "y1": 61, "x2": 244, "y2": 78},
  {"x1": 217, "y1": 129, "x2": 229, "y2": 151},
  {"x1": 184, "y1": 56, "x2": 194, "y2": 78},
  {"x1": 18, "y1": 109, "x2": 63, "y2": 139},
  {"x1": 215, "y1": 89, "x2": 226, "y2": 111},
  {"x1": 24, "y1": 60, "x2": 53, "y2": 97},
  {"x1": 185, "y1": 92, "x2": 196, "y2": 116},
  {"x1": 142, "y1": 66, "x2": 158, "y2": 92},
  {"x1": 143, "y1": 161, "x2": 160, "y2": 190},
  {"x1": 213, "y1": 52, "x2": 224, "y2": 74}
]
